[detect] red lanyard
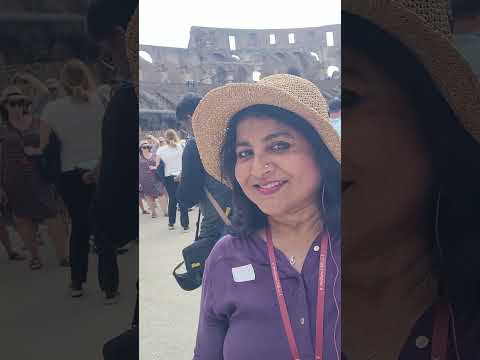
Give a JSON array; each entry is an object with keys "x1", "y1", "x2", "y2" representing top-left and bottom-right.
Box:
[
  {"x1": 431, "y1": 301, "x2": 451, "y2": 360},
  {"x1": 266, "y1": 225, "x2": 329, "y2": 360}
]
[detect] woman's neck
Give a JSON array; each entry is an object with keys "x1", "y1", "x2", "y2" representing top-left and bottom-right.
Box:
[
  {"x1": 343, "y1": 230, "x2": 436, "y2": 359},
  {"x1": 268, "y1": 203, "x2": 323, "y2": 250},
  {"x1": 343, "y1": 230, "x2": 434, "y2": 304}
]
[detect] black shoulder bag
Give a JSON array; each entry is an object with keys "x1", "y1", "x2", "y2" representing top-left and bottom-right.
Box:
[{"x1": 173, "y1": 189, "x2": 232, "y2": 291}]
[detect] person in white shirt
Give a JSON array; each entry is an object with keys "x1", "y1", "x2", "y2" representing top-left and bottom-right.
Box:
[
  {"x1": 42, "y1": 59, "x2": 104, "y2": 298},
  {"x1": 155, "y1": 129, "x2": 190, "y2": 231}
]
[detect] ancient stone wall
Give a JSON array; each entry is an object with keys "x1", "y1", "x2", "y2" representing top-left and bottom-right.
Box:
[{"x1": 140, "y1": 25, "x2": 341, "y2": 113}]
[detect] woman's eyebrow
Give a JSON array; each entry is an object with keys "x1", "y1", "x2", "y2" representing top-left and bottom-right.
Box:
[
  {"x1": 235, "y1": 140, "x2": 251, "y2": 148},
  {"x1": 263, "y1": 131, "x2": 294, "y2": 142}
]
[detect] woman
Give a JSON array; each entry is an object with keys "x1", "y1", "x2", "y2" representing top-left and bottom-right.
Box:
[
  {"x1": 144, "y1": 134, "x2": 169, "y2": 215},
  {"x1": 139, "y1": 140, "x2": 166, "y2": 218},
  {"x1": 41, "y1": 59, "x2": 104, "y2": 297},
  {"x1": 155, "y1": 129, "x2": 189, "y2": 231},
  {"x1": 192, "y1": 74, "x2": 341, "y2": 359},
  {"x1": 0, "y1": 86, "x2": 69, "y2": 270},
  {"x1": 342, "y1": 1, "x2": 480, "y2": 359}
]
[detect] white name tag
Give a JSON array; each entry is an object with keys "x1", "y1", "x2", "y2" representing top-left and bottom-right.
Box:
[{"x1": 232, "y1": 264, "x2": 256, "y2": 283}]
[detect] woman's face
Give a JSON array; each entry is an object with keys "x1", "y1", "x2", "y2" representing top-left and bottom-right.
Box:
[
  {"x1": 234, "y1": 116, "x2": 321, "y2": 218},
  {"x1": 342, "y1": 47, "x2": 434, "y2": 256},
  {"x1": 5, "y1": 99, "x2": 25, "y2": 121},
  {"x1": 141, "y1": 145, "x2": 151, "y2": 156}
]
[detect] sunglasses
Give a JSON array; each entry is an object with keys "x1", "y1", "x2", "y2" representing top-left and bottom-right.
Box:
[
  {"x1": 141, "y1": 146, "x2": 152, "y2": 149},
  {"x1": 7, "y1": 100, "x2": 26, "y2": 107}
]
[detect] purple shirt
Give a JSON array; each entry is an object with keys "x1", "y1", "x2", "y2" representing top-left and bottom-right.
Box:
[{"x1": 193, "y1": 232, "x2": 341, "y2": 360}]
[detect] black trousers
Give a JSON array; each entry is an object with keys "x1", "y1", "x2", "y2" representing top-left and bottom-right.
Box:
[
  {"x1": 59, "y1": 170, "x2": 95, "y2": 286},
  {"x1": 163, "y1": 176, "x2": 189, "y2": 228},
  {"x1": 95, "y1": 231, "x2": 119, "y2": 293}
]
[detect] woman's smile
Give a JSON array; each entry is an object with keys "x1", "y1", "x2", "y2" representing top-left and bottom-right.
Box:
[{"x1": 253, "y1": 180, "x2": 288, "y2": 195}]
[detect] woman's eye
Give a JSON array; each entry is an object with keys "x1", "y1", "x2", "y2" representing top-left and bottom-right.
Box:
[
  {"x1": 271, "y1": 141, "x2": 291, "y2": 152},
  {"x1": 237, "y1": 149, "x2": 253, "y2": 159},
  {"x1": 341, "y1": 88, "x2": 362, "y2": 108}
]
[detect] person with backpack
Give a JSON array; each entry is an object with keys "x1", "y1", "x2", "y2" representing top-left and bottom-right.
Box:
[
  {"x1": 176, "y1": 94, "x2": 232, "y2": 246},
  {"x1": 88, "y1": 0, "x2": 139, "y2": 304}
]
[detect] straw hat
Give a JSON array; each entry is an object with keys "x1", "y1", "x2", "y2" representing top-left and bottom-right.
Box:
[
  {"x1": 0, "y1": 86, "x2": 30, "y2": 105},
  {"x1": 192, "y1": 74, "x2": 341, "y2": 185},
  {"x1": 125, "y1": 5, "x2": 139, "y2": 98},
  {"x1": 343, "y1": 0, "x2": 480, "y2": 143}
]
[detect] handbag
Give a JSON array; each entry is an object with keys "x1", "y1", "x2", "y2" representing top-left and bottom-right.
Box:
[
  {"x1": 38, "y1": 130, "x2": 62, "y2": 185},
  {"x1": 173, "y1": 189, "x2": 231, "y2": 291},
  {"x1": 154, "y1": 159, "x2": 165, "y2": 181}
]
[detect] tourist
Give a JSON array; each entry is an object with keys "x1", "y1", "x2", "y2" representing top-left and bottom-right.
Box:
[
  {"x1": 0, "y1": 86, "x2": 69, "y2": 270},
  {"x1": 156, "y1": 129, "x2": 189, "y2": 231},
  {"x1": 192, "y1": 74, "x2": 341, "y2": 359},
  {"x1": 139, "y1": 140, "x2": 166, "y2": 218},
  {"x1": 42, "y1": 59, "x2": 104, "y2": 296},
  {"x1": 176, "y1": 93, "x2": 232, "y2": 246},
  {"x1": 87, "y1": 0, "x2": 139, "y2": 304},
  {"x1": 341, "y1": 1, "x2": 480, "y2": 358},
  {"x1": 12, "y1": 72, "x2": 50, "y2": 118},
  {"x1": 143, "y1": 134, "x2": 169, "y2": 215}
]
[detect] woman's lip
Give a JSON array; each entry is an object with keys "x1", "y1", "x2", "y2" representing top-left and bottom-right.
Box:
[{"x1": 254, "y1": 180, "x2": 288, "y2": 195}]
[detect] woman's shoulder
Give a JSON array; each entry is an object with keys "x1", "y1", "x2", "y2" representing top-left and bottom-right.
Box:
[{"x1": 207, "y1": 234, "x2": 255, "y2": 267}]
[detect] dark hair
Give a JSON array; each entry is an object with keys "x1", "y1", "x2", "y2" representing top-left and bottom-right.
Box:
[
  {"x1": 87, "y1": 0, "x2": 138, "y2": 41},
  {"x1": 329, "y1": 97, "x2": 341, "y2": 114},
  {"x1": 220, "y1": 104, "x2": 340, "y2": 241},
  {"x1": 176, "y1": 93, "x2": 201, "y2": 122},
  {"x1": 344, "y1": 12, "x2": 480, "y2": 325}
]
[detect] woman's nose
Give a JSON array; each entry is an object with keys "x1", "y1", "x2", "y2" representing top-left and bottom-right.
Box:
[{"x1": 251, "y1": 155, "x2": 273, "y2": 177}]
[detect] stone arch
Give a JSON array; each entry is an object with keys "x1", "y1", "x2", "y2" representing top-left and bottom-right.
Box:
[
  {"x1": 211, "y1": 52, "x2": 226, "y2": 61},
  {"x1": 327, "y1": 65, "x2": 340, "y2": 78},
  {"x1": 139, "y1": 50, "x2": 154, "y2": 64},
  {"x1": 236, "y1": 66, "x2": 249, "y2": 82},
  {"x1": 293, "y1": 51, "x2": 308, "y2": 69},
  {"x1": 215, "y1": 66, "x2": 226, "y2": 84}
]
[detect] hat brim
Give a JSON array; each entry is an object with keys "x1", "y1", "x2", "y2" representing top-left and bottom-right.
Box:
[
  {"x1": 193, "y1": 82, "x2": 341, "y2": 186},
  {"x1": 343, "y1": 0, "x2": 480, "y2": 143}
]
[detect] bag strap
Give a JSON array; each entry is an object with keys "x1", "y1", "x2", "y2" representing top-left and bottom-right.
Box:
[
  {"x1": 194, "y1": 207, "x2": 202, "y2": 241},
  {"x1": 205, "y1": 189, "x2": 232, "y2": 227}
]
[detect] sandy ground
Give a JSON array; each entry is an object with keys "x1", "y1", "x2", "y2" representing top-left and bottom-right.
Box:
[
  {"x1": 0, "y1": 225, "x2": 138, "y2": 360},
  {"x1": 140, "y1": 208, "x2": 201, "y2": 360}
]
